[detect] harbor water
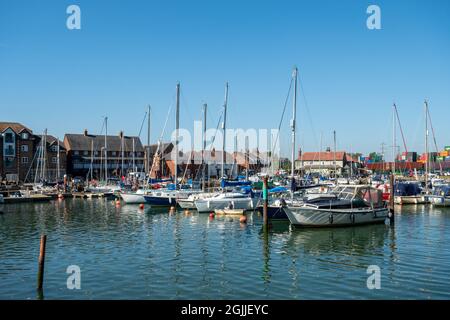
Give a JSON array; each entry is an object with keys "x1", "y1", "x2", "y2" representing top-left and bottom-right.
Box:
[{"x1": 0, "y1": 199, "x2": 449, "y2": 299}]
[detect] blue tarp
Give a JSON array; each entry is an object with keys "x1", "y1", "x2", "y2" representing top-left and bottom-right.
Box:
[
  {"x1": 221, "y1": 179, "x2": 252, "y2": 188},
  {"x1": 433, "y1": 185, "x2": 450, "y2": 197},
  {"x1": 269, "y1": 186, "x2": 288, "y2": 193},
  {"x1": 394, "y1": 182, "x2": 421, "y2": 196}
]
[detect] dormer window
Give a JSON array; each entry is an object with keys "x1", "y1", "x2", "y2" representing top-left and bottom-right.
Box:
[{"x1": 21, "y1": 132, "x2": 29, "y2": 140}]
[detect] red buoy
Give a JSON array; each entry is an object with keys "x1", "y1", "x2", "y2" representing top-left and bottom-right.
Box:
[
  {"x1": 209, "y1": 213, "x2": 215, "y2": 218},
  {"x1": 139, "y1": 204, "x2": 145, "y2": 210}
]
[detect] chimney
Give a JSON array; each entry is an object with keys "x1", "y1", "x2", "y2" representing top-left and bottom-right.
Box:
[{"x1": 83, "y1": 129, "x2": 88, "y2": 136}]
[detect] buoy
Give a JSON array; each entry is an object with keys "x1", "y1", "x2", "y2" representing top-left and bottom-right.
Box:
[
  {"x1": 115, "y1": 200, "x2": 121, "y2": 206},
  {"x1": 139, "y1": 204, "x2": 145, "y2": 210},
  {"x1": 239, "y1": 215, "x2": 247, "y2": 223},
  {"x1": 58, "y1": 194, "x2": 64, "y2": 200},
  {"x1": 184, "y1": 209, "x2": 190, "y2": 215},
  {"x1": 209, "y1": 213, "x2": 215, "y2": 218}
]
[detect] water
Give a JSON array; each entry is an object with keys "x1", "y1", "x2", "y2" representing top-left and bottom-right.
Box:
[{"x1": 0, "y1": 199, "x2": 449, "y2": 299}]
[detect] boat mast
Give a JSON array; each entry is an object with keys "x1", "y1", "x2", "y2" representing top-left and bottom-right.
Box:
[
  {"x1": 174, "y1": 82, "x2": 180, "y2": 189},
  {"x1": 104, "y1": 117, "x2": 108, "y2": 184},
  {"x1": 132, "y1": 138, "x2": 136, "y2": 172},
  {"x1": 147, "y1": 105, "x2": 151, "y2": 176},
  {"x1": 202, "y1": 103, "x2": 207, "y2": 191},
  {"x1": 57, "y1": 137, "x2": 60, "y2": 181},
  {"x1": 290, "y1": 67, "x2": 298, "y2": 192},
  {"x1": 392, "y1": 104, "x2": 396, "y2": 176},
  {"x1": 40, "y1": 129, "x2": 48, "y2": 182},
  {"x1": 222, "y1": 82, "x2": 229, "y2": 179},
  {"x1": 121, "y1": 131, "x2": 124, "y2": 177},
  {"x1": 333, "y1": 130, "x2": 337, "y2": 178},
  {"x1": 90, "y1": 139, "x2": 94, "y2": 182},
  {"x1": 425, "y1": 100, "x2": 429, "y2": 194}
]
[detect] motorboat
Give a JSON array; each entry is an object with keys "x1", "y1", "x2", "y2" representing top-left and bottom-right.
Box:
[
  {"x1": 195, "y1": 192, "x2": 257, "y2": 213},
  {"x1": 284, "y1": 185, "x2": 389, "y2": 227},
  {"x1": 430, "y1": 185, "x2": 450, "y2": 207},
  {"x1": 393, "y1": 182, "x2": 429, "y2": 205}
]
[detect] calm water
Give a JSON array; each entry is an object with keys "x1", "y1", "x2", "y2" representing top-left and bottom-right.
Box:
[{"x1": 0, "y1": 198, "x2": 449, "y2": 299}]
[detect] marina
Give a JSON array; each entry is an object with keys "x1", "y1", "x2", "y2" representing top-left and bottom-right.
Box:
[
  {"x1": 0, "y1": 198, "x2": 449, "y2": 299},
  {"x1": 1, "y1": 0, "x2": 450, "y2": 304}
]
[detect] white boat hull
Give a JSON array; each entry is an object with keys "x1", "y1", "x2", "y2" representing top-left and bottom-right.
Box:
[
  {"x1": 394, "y1": 195, "x2": 429, "y2": 205},
  {"x1": 430, "y1": 196, "x2": 450, "y2": 207},
  {"x1": 285, "y1": 206, "x2": 389, "y2": 227},
  {"x1": 195, "y1": 198, "x2": 256, "y2": 213},
  {"x1": 177, "y1": 200, "x2": 196, "y2": 209},
  {"x1": 120, "y1": 193, "x2": 147, "y2": 204}
]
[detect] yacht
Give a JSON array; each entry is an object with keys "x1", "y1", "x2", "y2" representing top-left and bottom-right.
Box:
[
  {"x1": 285, "y1": 185, "x2": 389, "y2": 227},
  {"x1": 194, "y1": 192, "x2": 257, "y2": 213}
]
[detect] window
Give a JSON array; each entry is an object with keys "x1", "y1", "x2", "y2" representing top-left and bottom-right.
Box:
[
  {"x1": 21, "y1": 132, "x2": 29, "y2": 140},
  {"x1": 94, "y1": 151, "x2": 98, "y2": 156},
  {"x1": 52, "y1": 157, "x2": 57, "y2": 163},
  {"x1": 111, "y1": 151, "x2": 116, "y2": 156},
  {"x1": 83, "y1": 151, "x2": 88, "y2": 156},
  {"x1": 21, "y1": 145, "x2": 29, "y2": 152},
  {"x1": 51, "y1": 145, "x2": 58, "y2": 152},
  {"x1": 74, "y1": 151, "x2": 79, "y2": 155},
  {"x1": 5, "y1": 145, "x2": 14, "y2": 156},
  {"x1": 4, "y1": 133, "x2": 13, "y2": 143},
  {"x1": 22, "y1": 157, "x2": 29, "y2": 164}
]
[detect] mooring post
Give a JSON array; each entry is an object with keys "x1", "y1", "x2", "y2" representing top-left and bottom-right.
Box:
[
  {"x1": 389, "y1": 174, "x2": 395, "y2": 224},
  {"x1": 263, "y1": 176, "x2": 268, "y2": 228},
  {"x1": 37, "y1": 234, "x2": 47, "y2": 290}
]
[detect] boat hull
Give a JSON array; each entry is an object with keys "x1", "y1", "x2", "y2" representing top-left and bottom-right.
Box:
[
  {"x1": 430, "y1": 196, "x2": 450, "y2": 207},
  {"x1": 394, "y1": 195, "x2": 429, "y2": 205},
  {"x1": 285, "y1": 206, "x2": 389, "y2": 227},
  {"x1": 195, "y1": 198, "x2": 256, "y2": 213},
  {"x1": 143, "y1": 195, "x2": 177, "y2": 207},
  {"x1": 120, "y1": 193, "x2": 147, "y2": 204},
  {"x1": 256, "y1": 205, "x2": 288, "y2": 220},
  {"x1": 177, "y1": 200, "x2": 196, "y2": 209}
]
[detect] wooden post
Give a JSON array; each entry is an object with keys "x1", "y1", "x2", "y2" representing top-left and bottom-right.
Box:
[
  {"x1": 37, "y1": 235, "x2": 47, "y2": 290},
  {"x1": 263, "y1": 176, "x2": 268, "y2": 228},
  {"x1": 389, "y1": 174, "x2": 395, "y2": 224}
]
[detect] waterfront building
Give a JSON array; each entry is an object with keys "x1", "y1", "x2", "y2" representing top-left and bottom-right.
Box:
[
  {"x1": 294, "y1": 150, "x2": 353, "y2": 176},
  {"x1": 64, "y1": 130, "x2": 144, "y2": 180},
  {"x1": 0, "y1": 122, "x2": 35, "y2": 183}
]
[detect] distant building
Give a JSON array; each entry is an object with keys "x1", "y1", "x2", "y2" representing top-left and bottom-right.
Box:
[
  {"x1": 0, "y1": 122, "x2": 66, "y2": 183},
  {"x1": 34, "y1": 134, "x2": 67, "y2": 182},
  {"x1": 0, "y1": 122, "x2": 35, "y2": 183},
  {"x1": 64, "y1": 130, "x2": 144, "y2": 179},
  {"x1": 295, "y1": 150, "x2": 355, "y2": 176}
]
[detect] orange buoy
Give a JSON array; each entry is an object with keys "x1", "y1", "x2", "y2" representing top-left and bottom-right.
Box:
[
  {"x1": 115, "y1": 200, "x2": 121, "y2": 206},
  {"x1": 139, "y1": 204, "x2": 145, "y2": 210},
  {"x1": 239, "y1": 215, "x2": 247, "y2": 223}
]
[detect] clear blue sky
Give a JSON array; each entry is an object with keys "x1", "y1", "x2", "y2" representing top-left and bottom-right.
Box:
[{"x1": 1, "y1": 0, "x2": 449, "y2": 160}]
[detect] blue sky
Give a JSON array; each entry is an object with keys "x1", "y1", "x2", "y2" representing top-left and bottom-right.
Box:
[{"x1": 1, "y1": 0, "x2": 449, "y2": 160}]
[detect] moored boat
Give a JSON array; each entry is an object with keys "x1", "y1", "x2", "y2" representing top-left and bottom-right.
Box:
[{"x1": 285, "y1": 185, "x2": 389, "y2": 227}]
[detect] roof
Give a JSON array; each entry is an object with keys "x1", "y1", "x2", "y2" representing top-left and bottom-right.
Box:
[
  {"x1": 0, "y1": 122, "x2": 32, "y2": 134},
  {"x1": 298, "y1": 151, "x2": 346, "y2": 161},
  {"x1": 144, "y1": 142, "x2": 174, "y2": 155},
  {"x1": 64, "y1": 133, "x2": 144, "y2": 152},
  {"x1": 164, "y1": 149, "x2": 270, "y2": 165},
  {"x1": 36, "y1": 134, "x2": 66, "y2": 150}
]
